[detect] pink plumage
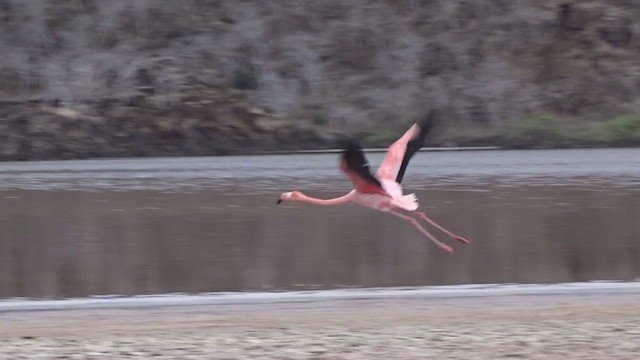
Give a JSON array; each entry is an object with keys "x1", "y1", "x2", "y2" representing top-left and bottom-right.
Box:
[{"x1": 278, "y1": 112, "x2": 470, "y2": 253}]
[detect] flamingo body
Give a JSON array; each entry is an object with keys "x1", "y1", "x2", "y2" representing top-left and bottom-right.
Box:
[{"x1": 278, "y1": 111, "x2": 470, "y2": 253}]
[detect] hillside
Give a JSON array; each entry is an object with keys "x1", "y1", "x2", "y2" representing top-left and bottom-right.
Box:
[{"x1": 1, "y1": 1, "x2": 640, "y2": 160}]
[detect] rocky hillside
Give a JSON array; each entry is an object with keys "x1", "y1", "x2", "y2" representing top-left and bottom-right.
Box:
[{"x1": 1, "y1": 1, "x2": 640, "y2": 160}]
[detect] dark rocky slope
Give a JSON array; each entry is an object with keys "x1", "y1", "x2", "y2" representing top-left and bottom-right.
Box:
[{"x1": 1, "y1": 1, "x2": 639, "y2": 160}]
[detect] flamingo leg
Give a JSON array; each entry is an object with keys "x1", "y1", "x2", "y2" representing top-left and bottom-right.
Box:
[
  {"x1": 389, "y1": 210, "x2": 453, "y2": 253},
  {"x1": 414, "y1": 211, "x2": 470, "y2": 244}
]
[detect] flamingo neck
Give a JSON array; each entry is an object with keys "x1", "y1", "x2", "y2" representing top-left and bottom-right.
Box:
[{"x1": 294, "y1": 192, "x2": 354, "y2": 206}]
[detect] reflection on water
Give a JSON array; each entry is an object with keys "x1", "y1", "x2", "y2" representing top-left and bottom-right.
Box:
[
  {"x1": 0, "y1": 149, "x2": 639, "y2": 298},
  {"x1": 0, "y1": 148, "x2": 639, "y2": 191}
]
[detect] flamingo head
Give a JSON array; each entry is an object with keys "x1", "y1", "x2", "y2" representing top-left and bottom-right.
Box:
[{"x1": 277, "y1": 191, "x2": 301, "y2": 204}]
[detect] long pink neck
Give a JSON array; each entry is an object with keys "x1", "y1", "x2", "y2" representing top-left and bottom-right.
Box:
[{"x1": 294, "y1": 192, "x2": 354, "y2": 206}]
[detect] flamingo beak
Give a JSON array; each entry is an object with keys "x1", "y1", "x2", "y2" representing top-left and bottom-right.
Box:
[{"x1": 277, "y1": 198, "x2": 282, "y2": 205}]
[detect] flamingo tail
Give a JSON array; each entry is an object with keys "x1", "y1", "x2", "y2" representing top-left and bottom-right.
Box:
[{"x1": 393, "y1": 193, "x2": 419, "y2": 211}]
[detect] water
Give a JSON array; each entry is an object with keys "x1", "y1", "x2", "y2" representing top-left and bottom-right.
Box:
[{"x1": 0, "y1": 148, "x2": 639, "y2": 298}]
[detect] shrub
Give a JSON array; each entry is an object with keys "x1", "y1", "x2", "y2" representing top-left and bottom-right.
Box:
[
  {"x1": 231, "y1": 69, "x2": 258, "y2": 90},
  {"x1": 598, "y1": 114, "x2": 640, "y2": 142},
  {"x1": 364, "y1": 129, "x2": 398, "y2": 145},
  {"x1": 506, "y1": 113, "x2": 640, "y2": 146},
  {"x1": 508, "y1": 113, "x2": 564, "y2": 140},
  {"x1": 311, "y1": 112, "x2": 328, "y2": 126}
]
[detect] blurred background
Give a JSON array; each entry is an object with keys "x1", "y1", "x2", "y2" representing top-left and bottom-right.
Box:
[{"x1": 0, "y1": 1, "x2": 639, "y2": 299}]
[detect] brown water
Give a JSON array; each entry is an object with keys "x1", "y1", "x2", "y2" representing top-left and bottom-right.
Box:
[{"x1": 0, "y1": 149, "x2": 639, "y2": 298}]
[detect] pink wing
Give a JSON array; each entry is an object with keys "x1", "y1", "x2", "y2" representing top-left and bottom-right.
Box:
[
  {"x1": 339, "y1": 159, "x2": 389, "y2": 196},
  {"x1": 376, "y1": 123, "x2": 420, "y2": 182},
  {"x1": 339, "y1": 141, "x2": 389, "y2": 196}
]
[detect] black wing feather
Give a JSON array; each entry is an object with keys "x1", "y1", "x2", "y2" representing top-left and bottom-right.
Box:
[
  {"x1": 342, "y1": 140, "x2": 383, "y2": 188},
  {"x1": 395, "y1": 111, "x2": 435, "y2": 183}
]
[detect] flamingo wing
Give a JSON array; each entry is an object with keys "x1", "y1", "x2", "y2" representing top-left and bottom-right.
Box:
[
  {"x1": 376, "y1": 111, "x2": 434, "y2": 184},
  {"x1": 339, "y1": 141, "x2": 388, "y2": 195}
]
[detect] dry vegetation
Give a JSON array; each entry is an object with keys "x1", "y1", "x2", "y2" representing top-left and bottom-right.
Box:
[{"x1": 1, "y1": 0, "x2": 640, "y2": 159}]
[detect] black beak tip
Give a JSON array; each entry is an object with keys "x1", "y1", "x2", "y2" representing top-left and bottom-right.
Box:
[{"x1": 277, "y1": 199, "x2": 282, "y2": 205}]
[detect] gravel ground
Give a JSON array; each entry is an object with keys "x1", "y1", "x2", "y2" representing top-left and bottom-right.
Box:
[{"x1": 1, "y1": 293, "x2": 639, "y2": 359}]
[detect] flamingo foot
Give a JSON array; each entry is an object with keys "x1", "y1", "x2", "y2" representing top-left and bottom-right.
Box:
[
  {"x1": 439, "y1": 243, "x2": 454, "y2": 253},
  {"x1": 454, "y1": 236, "x2": 470, "y2": 244}
]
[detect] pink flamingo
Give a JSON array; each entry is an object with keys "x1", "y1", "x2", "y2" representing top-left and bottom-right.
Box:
[{"x1": 277, "y1": 112, "x2": 470, "y2": 253}]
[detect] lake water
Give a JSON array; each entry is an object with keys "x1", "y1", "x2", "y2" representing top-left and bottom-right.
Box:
[{"x1": 0, "y1": 148, "x2": 639, "y2": 298}]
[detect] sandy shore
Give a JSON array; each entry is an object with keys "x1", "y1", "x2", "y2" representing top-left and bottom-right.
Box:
[{"x1": 2, "y1": 292, "x2": 639, "y2": 359}]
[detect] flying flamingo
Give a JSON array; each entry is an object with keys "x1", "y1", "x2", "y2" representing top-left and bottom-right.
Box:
[{"x1": 277, "y1": 112, "x2": 470, "y2": 253}]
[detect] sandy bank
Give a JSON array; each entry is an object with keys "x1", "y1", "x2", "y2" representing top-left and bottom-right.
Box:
[{"x1": 2, "y1": 291, "x2": 639, "y2": 359}]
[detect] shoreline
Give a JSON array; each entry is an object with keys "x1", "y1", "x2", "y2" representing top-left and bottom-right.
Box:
[
  {"x1": 2, "y1": 281, "x2": 640, "y2": 313},
  {"x1": 0, "y1": 146, "x2": 505, "y2": 165},
  {"x1": 0, "y1": 143, "x2": 640, "y2": 163},
  {"x1": 2, "y1": 290, "x2": 639, "y2": 359},
  {"x1": 2, "y1": 144, "x2": 640, "y2": 164}
]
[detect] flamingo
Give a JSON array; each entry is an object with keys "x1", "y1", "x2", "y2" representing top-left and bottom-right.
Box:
[{"x1": 277, "y1": 112, "x2": 470, "y2": 253}]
